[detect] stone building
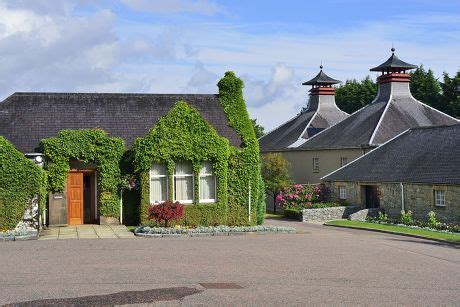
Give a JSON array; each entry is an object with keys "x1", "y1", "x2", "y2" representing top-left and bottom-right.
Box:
[
  {"x1": 323, "y1": 125, "x2": 460, "y2": 224},
  {"x1": 261, "y1": 49, "x2": 458, "y2": 211}
]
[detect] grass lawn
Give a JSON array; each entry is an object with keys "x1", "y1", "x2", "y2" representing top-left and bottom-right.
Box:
[
  {"x1": 126, "y1": 226, "x2": 137, "y2": 232},
  {"x1": 265, "y1": 213, "x2": 284, "y2": 219},
  {"x1": 325, "y1": 220, "x2": 460, "y2": 244}
]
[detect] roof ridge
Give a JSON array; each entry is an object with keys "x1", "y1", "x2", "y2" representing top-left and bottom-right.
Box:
[{"x1": 11, "y1": 92, "x2": 218, "y2": 96}]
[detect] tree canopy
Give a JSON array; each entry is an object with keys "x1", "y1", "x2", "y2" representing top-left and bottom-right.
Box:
[
  {"x1": 261, "y1": 153, "x2": 291, "y2": 213},
  {"x1": 335, "y1": 76, "x2": 377, "y2": 114},
  {"x1": 251, "y1": 118, "x2": 265, "y2": 139}
]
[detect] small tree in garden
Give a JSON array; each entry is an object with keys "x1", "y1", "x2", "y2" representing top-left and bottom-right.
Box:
[
  {"x1": 147, "y1": 201, "x2": 185, "y2": 227},
  {"x1": 261, "y1": 153, "x2": 291, "y2": 213}
]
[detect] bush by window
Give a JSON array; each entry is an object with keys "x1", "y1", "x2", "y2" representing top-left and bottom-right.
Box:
[
  {"x1": 199, "y1": 162, "x2": 216, "y2": 203},
  {"x1": 174, "y1": 162, "x2": 193, "y2": 204},
  {"x1": 150, "y1": 163, "x2": 168, "y2": 203}
]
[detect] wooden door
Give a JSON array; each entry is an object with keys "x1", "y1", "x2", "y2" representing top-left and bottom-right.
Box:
[
  {"x1": 67, "y1": 172, "x2": 84, "y2": 225},
  {"x1": 365, "y1": 186, "x2": 380, "y2": 209}
]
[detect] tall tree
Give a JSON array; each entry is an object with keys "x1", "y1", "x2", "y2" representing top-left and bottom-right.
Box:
[
  {"x1": 410, "y1": 65, "x2": 443, "y2": 110},
  {"x1": 335, "y1": 76, "x2": 377, "y2": 114},
  {"x1": 440, "y1": 71, "x2": 460, "y2": 118},
  {"x1": 251, "y1": 118, "x2": 265, "y2": 139},
  {"x1": 261, "y1": 153, "x2": 291, "y2": 214}
]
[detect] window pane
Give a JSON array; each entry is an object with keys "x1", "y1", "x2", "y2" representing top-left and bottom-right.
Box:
[
  {"x1": 200, "y1": 162, "x2": 213, "y2": 174},
  {"x1": 175, "y1": 176, "x2": 193, "y2": 201},
  {"x1": 200, "y1": 176, "x2": 216, "y2": 201},
  {"x1": 151, "y1": 163, "x2": 166, "y2": 176},
  {"x1": 150, "y1": 177, "x2": 167, "y2": 203},
  {"x1": 175, "y1": 162, "x2": 192, "y2": 175}
]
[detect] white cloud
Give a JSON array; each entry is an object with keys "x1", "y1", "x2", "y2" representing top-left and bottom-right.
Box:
[{"x1": 121, "y1": 0, "x2": 223, "y2": 16}]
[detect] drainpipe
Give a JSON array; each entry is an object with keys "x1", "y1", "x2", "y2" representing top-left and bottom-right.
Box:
[
  {"x1": 120, "y1": 190, "x2": 123, "y2": 225},
  {"x1": 248, "y1": 182, "x2": 251, "y2": 223},
  {"x1": 400, "y1": 182, "x2": 405, "y2": 212}
]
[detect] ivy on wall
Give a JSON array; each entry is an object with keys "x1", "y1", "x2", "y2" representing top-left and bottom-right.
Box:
[
  {"x1": 0, "y1": 137, "x2": 47, "y2": 230},
  {"x1": 133, "y1": 72, "x2": 265, "y2": 226},
  {"x1": 217, "y1": 71, "x2": 263, "y2": 225},
  {"x1": 133, "y1": 101, "x2": 230, "y2": 226},
  {"x1": 41, "y1": 129, "x2": 124, "y2": 218}
]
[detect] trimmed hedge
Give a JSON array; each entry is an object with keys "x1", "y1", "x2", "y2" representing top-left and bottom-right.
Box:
[
  {"x1": 0, "y1": 137, "x2": 46, "y2": 230},
  {"x1": 41, "y1": 129, "x2": 124, "y2": 218},
  {"x1": 283, "y1": 209, "x2": 301, "y2": 220}
]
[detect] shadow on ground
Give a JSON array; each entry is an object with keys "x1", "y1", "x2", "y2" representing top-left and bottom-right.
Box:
[{"x1": 5, "y1": 287, "x2": 203, "y2": 306}]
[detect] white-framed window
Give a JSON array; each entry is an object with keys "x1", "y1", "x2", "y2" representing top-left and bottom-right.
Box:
[
  {"x1": 340, "y1": 157, "x2": 348, "y2": 167},
  {"x1": 199, "y1": 162, "x2": 216, "y2": 203},
  {"x1": 150, "y1": 163, "x2": 168, "y2": 203},
  {"x1": 313, "y1": 158, "x2": 319, "y2": 172},
  {"x1": 339, "y1": 186, "x2": 346, "y2": 200},
  {"x1": 174, "y1": 162, "x2": 194, "y2": 204},
  {"x1": 434, "y1": 190, "x2": 445, "y2": 207}
]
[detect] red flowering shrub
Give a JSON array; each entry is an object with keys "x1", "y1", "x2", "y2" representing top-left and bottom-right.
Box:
[
  {"x1": 147, "y1": 201, "x2": 185, "y2": 227},
  {"x1": 276, "y1": 184, "x2": 323, "y2": 210}
]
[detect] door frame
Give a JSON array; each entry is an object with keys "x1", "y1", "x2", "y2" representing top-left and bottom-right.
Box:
[{"x1": 67, "y1": 169, "x2": 97, "y2": 225}]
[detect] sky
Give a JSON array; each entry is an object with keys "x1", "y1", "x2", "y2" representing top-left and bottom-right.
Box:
[{"x1": 0, "y1": 0, "x2": 459, "y2": 130}]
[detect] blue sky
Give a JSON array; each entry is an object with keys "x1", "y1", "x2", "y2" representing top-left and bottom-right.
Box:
[{"x1": 0, "y1": 0, "x2": 459, "y2": 130}]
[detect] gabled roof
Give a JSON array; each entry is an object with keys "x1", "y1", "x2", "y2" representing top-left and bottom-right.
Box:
[
  {"x1": 370, "y1": 49, "x2": 417, "y2": 72},
  {"x1": 0, "y1": 92, "x2": 241, "y2": 153},
  {"x1": 322, "y1": 124, "x2": 460, "y2": 185},
  {"x1": 302, "y1": 68, "x2": 341, "y2": 85},
  {"x1": 300, "y1": 82, "x2": 458, "y2": 150}
]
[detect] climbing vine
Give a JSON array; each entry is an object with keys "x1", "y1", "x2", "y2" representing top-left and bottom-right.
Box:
[
  {"x1": 0, "y1": 137, "x2": 47, "y2": 230},
  {"x1": 133, "y1": 101, "x2": 230, "y2": 226},
  {"x1": 41, "y1": 129, "x2": 124, "y2": 218}
]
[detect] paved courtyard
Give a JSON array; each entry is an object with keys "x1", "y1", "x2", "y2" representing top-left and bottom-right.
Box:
[
  {"x1": 38, "y1": 224, "x2": 135, "y2": 240},
  {"x1": 0, "y1": 218, "x2": 459, "y2": 306}
]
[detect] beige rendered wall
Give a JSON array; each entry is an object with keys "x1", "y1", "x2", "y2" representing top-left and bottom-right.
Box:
[
  {"x1": 262, "y1": 148, "x2": 363, "y2": 212},
  {"x1": 328, "y1": 181, "x2": 460, "y2": 224}
]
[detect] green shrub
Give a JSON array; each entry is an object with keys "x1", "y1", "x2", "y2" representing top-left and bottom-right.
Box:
[
  {"x1": 283, "y1": 208, "x2": 301, "y2": 220},
  {"x1": 0, "y1": 137, "x2": 47, "y2": 230},
  {"x1": 427, "y1": 211, "x2": 438, "y2": 229},
  {"x1": 400, "y1": 210, "x2": 413, "y2": 225},
  {"x1": 378, "y1": 211, "x2": 389, "y2": 222},
  {"x1": 256, "y1": 175, "x2": 266, "y2": 225}
]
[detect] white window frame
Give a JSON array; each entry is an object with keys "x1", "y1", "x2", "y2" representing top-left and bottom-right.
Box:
[
  {"x1": 199, "y1": 162, "x2": 217, "y2": 203},
  {"x1": 434, "y1": 190, "x2": 445, "y2": 207},
  {"x1": 340, "y1": 157, "x2": 348, "y2": 167},
  {"x1": 313, "y1": 158, "x2": 319, "y2": 172},
  {"x1": 149, "y1": 164, "x2": 168, "y2": 204},
  {"x1": 339, "y1": 186, "x2": 346, "y2": 200},
  {"x1": 173, "y1": 162, "x2": 194, "y2": 204}
]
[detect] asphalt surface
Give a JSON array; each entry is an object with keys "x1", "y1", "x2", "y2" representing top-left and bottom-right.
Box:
[{"x1": 0, "y1": 218, "x2": 459, "y2": 306}]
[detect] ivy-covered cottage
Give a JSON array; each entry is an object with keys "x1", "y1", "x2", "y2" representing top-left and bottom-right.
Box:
[
  {"x1": 0, "y1": 72, "x2": 264, "y2": 229},
  {"x1": 322, "y1": 124, "x2": 460, "y2": 224}
]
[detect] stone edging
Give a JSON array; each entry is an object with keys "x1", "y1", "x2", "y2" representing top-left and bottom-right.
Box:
[
  {"x1": 324, "y1": 224, "x2": 459, "y2": 246},
  {"x1": 0, "y1": 232, "x2": 38, "y2": 242},
  {"x1": 135, "y1": 230, "x2": 296, "y2": 238}
]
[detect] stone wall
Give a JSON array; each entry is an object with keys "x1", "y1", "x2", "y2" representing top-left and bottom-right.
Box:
[
  {"x1": 301, "y1": 206, "x2": 361, "y2": 222},
  {"x1": 327, "y1": 181, "x2": 460, "y2": 224}
]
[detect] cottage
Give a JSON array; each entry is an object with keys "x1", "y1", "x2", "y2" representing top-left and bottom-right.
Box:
[
  {"x1": 322, "y1": 124, "x2": 460, "y2": 224},
  {"x1": 0, "y1": 72, "x2": 263, "y2": 228}
]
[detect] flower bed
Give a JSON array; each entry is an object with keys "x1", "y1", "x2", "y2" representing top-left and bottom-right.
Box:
[
  {"x1": 0, "y1": 229, "x2": 38, "y2": 241},
  {"x1": 368, "y1": 211, "x2": 459, "y2": 234},
  {"x1": 135, "y1": 225, "x2": 296, "y2": 237}
]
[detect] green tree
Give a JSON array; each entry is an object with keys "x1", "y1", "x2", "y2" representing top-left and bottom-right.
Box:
[
  {"x1": 261, "y1": 153, "x2": 291, "y2": 214},
  {"x1": 335, "y1": 76, "x2": 377, "y2": 113},
  {"x1": 440, "y1": 71, "x2": 460, "y2": 118},
  {"x1": 251, "y1": 118, "x2": 265, "y2": 139},
  {"x1": 410, "y1": 65, "x2": 443, "y2": 110}
]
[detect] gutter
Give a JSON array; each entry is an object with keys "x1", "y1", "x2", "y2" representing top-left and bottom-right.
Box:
[{"x1": 400, "y1": 182, "x2": 405, "y2": 212}]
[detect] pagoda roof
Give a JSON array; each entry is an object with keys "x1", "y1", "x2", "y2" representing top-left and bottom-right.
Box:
[
  {"x1": 302, "y1": 67, "x2": 341, "y2": 86},
  {"x1": 370, "y1": 49, "x2": 417, "y2": 72}
]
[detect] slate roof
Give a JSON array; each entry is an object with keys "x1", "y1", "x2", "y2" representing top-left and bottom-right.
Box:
[
  {"x1": 370, "y1": 49, "x2": 417, "y2": 72},
  {"x1": 300, "y1": 81, "x2": 459, "y2": 150},
  {"x1": 0, "y1": 92, "x2": 242, "y2": 153},
  {"x1": 302, "y1": 69, "x2": 341, "y2": 85},
  {"x1": 322, "y1": 124, "x2": 460, "y2": 185}
]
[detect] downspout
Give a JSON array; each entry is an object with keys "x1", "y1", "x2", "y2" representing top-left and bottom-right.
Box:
[
  {"x1": 400, "y1": 182, "x2": 405, "y2": 212},
  {"x1": 248, "y1": 182, "x2": 251, "y2": 223},
  {"x1": 120, "y1": 190, "x2": 123, "y2": 225}
]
